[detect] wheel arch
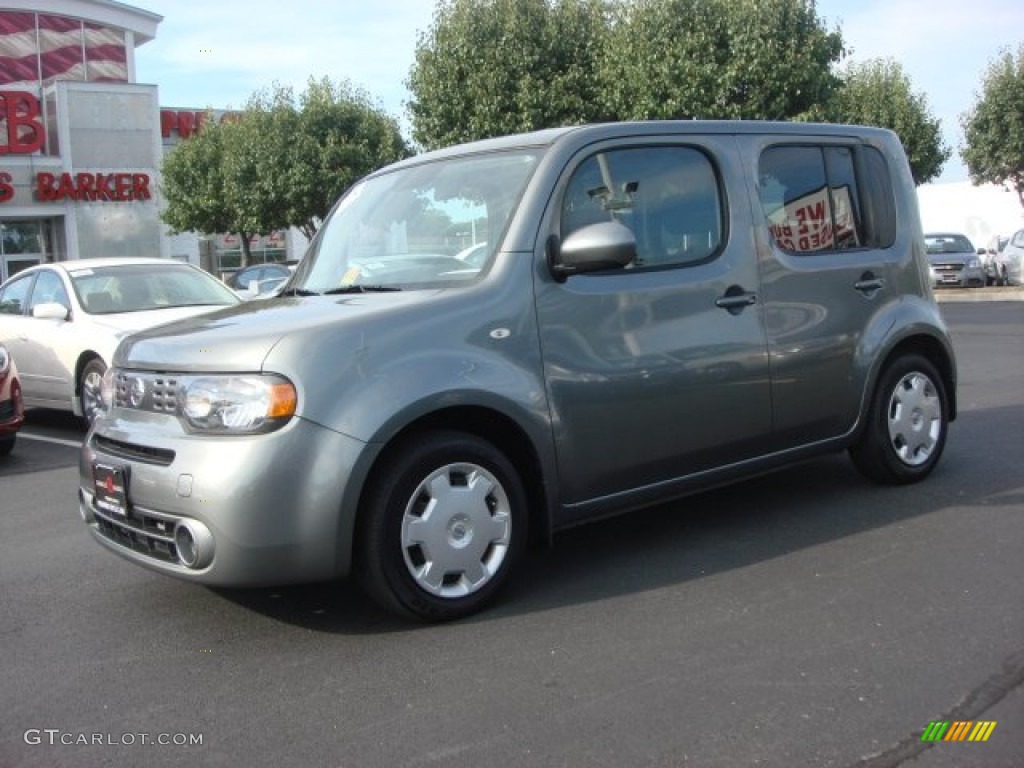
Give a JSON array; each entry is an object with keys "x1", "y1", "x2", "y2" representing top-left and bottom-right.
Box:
[
  {"x1": 863, "y1": 333, "x2": 957, "y2": 430},
  {"x1": 72, "y1": 351, "x2": 108, "y2": 417},
  {"x1": 353, "y1": 405, "x2": 554, "y2": 554}
]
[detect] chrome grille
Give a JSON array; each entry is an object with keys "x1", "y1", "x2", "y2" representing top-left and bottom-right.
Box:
[{"x1": 113, "y1": 371, "x2": 181, "y2": 413}]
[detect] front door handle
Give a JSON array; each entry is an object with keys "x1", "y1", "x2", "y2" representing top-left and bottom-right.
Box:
[{"x1": 715, "y1": 286, "x2": 758, "y2": 315}]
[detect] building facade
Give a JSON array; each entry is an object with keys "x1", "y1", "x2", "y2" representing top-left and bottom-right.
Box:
[{"x1": 0, "y1": 0, "x2": 300, "y2": 283}]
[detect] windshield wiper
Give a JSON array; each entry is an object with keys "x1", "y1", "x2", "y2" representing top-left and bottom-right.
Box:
[
  {"x1": 322, "y1": 285, "x2": 402, "y2": 295},
  {"x1": 278, "y1": 287, "x2": 322, "y2": 297}
]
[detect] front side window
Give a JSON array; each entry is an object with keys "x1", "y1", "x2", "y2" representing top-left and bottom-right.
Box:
[
  {"x1": 300, "y1": 150, "x2": 540, "y2": 293},
  {"x1": 27, "y1": 270, "x2": 69, "y2": 311},
  {"x1": 561, "y1": 146, "x2": 723, "y2": 268},
  {"x1": 759, "y1": 145, "x2": 871, "y2": 254}
]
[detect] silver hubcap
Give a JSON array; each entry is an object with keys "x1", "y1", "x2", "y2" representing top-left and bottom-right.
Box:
[
  {"x1": 886, "y1": 371, "x2": 942, "y2": 466},
  {"x1": 400, "y1": 462, "x2": 511, "y2": 598},
  {"x1": 82, "y1": 368, "x2": 104, "y2": 423}
]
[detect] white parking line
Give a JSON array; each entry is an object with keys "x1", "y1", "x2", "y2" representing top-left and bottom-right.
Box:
[{"x1": 20, "y1": 432, "x2": 84, "y2": 449}]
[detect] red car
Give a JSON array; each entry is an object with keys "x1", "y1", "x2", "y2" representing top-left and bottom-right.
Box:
[{"x1": 0, "y1": 343, "x2": 24, "y2": 456}]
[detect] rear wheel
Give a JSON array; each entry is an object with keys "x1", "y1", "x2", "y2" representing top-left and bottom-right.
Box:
[
  {"x1": 850, "y1": 355, "x2": 948, "y2": 484},
  {"x1": 358, "y1": 431, "x2": 527, "y2": 621},
  {"x1": 0, "y1": 434, "x2": 14, "y2": 456}
]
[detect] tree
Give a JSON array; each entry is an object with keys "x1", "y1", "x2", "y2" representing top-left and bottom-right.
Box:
[
  {"x1": 288, "y1": 78, "x2": 411, "y2": 239},
  {"x1": 407, "y1": 0, "x2": 612, "y2": 150},
  {"x1": 160, "y1": 113, "x2": 234, "y2": 242},
  {"x1": 601, "y1": 0, "x2": 844, "y2": 122},
  {"x1": 825, "y1": 58, "x2": 949, "y2": 185},
  {"x1": 961, "y1": 45, "x2": 1024, "y2": 207},
  {"x1": 161, "y1": 79, "x2": 410, "y2": 265}
]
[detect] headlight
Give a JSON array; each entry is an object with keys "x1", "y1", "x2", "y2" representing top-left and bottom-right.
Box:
[
  {"x1": 968, "y1": 258, "x2": 981, "y2": 269},
  {"x1": 104, "y1": 369, "x2": 297, "y2": 434},
  {"x1": 0, "y1": 345, "x2": 10, "y2": 375},
  {"x1": 180, "y1": 375, "x2": 297, "y2": 434}
]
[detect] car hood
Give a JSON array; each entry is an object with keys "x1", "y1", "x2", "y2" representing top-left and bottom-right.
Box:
[{"x1": 115, "y1": 292, "x2": 443, "y2": 371}]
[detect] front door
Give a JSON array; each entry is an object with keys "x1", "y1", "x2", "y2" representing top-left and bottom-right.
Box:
[{"x1": 534, "y1": 139, "x2": 772, "y2": 511}]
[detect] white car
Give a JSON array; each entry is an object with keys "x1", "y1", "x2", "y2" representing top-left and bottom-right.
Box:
[
  {"x1": 0, "y1": 258, "x2": 240, "y2": 426},
  {"x1": 1001, "y1": 229, "x2": 1024, "y2": 286}
]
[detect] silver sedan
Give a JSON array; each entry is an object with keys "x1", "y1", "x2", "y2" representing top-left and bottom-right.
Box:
[{"x1": 0, "y1": 258, "x2": 239, "y2": 426}]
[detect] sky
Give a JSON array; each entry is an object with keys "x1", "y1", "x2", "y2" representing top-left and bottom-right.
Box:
[{"x1": 131, "y1": 0, "x2": 1024, "y2": 184}]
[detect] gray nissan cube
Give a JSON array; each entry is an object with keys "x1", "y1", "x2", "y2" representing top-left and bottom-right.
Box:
[{"x1": 80, "y1": 121, "x2": 956, "y2": 621}]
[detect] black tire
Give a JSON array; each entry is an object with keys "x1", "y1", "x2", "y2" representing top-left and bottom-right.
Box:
[
  {"x1": 0, "y1": 434, "x2": 14, "y2": 457},
  {"x1": 357, "y1": 430, "x2": 527, "y2": 621},
  {"x1": 850, "y1": 355, "x2": 949, "y2": 485},
  {"x1": 79, "y1": 358, "x2": 107, "y2": 428}
]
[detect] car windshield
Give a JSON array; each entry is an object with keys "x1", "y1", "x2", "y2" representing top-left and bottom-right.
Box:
[
  {"x1": 924, "y1": 234, "x2": 974, "y2": 255},
  {"x1": 69, "y1": 263, "x2": 240, "y2": 315},
  {"x1": 296, "y1": 149, "x2": 541, "y2": 293}
]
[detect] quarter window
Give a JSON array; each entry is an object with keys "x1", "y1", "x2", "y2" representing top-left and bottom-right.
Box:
[
  {"x1": 759, "y1": 145, "x2": 893, "y2": 253},
  {"x1": 561, "y1": 146, "x2": 723, "y2": 268}
]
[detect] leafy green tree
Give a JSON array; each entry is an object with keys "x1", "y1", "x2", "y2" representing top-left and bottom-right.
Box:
[
  {"x1": 962, "y1": 45, "x2": 1024, "y2": 207},
  {"x1": 288, "y1": 78, "x2": 411, "y2": 238},
  {"x1": 825, "y1": 58, "x2": 949, "y2": 185},
  {"x1": 161, "y1": 79, "x2": 410, "y2": 265},
  {"x1": 407, "y1": 0, "x2": 612, "y2": 150},
  {"x1": 160, "y1": 113, "x2": 235, "y2": 243},
  {"x1": 601, "y1": 0, "x2": 844, "y2": 122}
]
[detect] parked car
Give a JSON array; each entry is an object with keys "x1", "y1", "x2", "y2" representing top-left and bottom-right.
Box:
[
  {"x1": 238, "y1": 275, "x2": 290, "y2": 300},
  {"x1": 984, "y1": 234, "x2": 1010, "y2": 286},
  {"x1": 1001, "y1": 229, "x2": 1024, "y2": 286},
  {"x1": 226, "y1": 263, "x2": 293, "y2": 293},
  {"x1": 0, "y1": 258, "x2": 240, "y2": 426},
  {"x1": 0, "y1": 343, "x2": 24, "y2": 456},
  {"x1": 924, "y1": 233, "x2": 986, "y2": 288},
  {"x1": 80, "y1": 122, "x2": 956, "y2": 621}
]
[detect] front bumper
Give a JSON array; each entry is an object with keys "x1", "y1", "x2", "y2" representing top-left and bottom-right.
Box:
[{"x1": 79, "y1": 410, "x2": 370, "y2": 586}]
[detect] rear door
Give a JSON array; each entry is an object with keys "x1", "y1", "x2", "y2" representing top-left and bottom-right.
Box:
[
  {"x1": 534, "y1": 136, "x2": 772, "y2": 510},
  {"x1": 745, "y1": 138, "x2": 900, "y2": 446}
]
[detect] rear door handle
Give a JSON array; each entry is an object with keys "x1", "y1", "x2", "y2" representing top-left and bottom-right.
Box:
[{"x1": 854, "y1": 272, "x2": 885, "y2": 295}]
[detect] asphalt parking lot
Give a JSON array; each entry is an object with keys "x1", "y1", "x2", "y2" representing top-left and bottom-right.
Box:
[{"x1": 1, "y1": 301, "x2": 1021, "y2": 768}]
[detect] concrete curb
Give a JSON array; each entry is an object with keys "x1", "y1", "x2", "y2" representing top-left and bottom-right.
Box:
[{"x1": 934, "y1": 287, "x2": 1024, "y2": 302}]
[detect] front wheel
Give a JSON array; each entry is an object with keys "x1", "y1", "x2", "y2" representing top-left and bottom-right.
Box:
[
  {"x1": 79, "y1": 358, "x2": 107, "y2": 428},
  {"x1": 357, "y1": 431, "x2": 527, "y2": 621},
  {"x1": 849, "y1": 355, "x2": 949, "y2": 485}
]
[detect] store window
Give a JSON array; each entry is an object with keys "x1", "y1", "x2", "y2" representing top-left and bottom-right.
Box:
[
  {"x1": 0, "y1": 12, "x2": 128, "y2": 87},
  {"x1": 1, "y1": 220, "x2": 49, "y2": 282}
]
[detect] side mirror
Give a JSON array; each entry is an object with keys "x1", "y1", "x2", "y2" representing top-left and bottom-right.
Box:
[
  {"x1": 32, "y1": 302, "x2": 69, "y2": 321},
  {"x1": 977, "y1": 248, "x2": 987, "y2": 256},
  {"x1": 547, "y1": 221, "x2": 636, "y2": 282}
]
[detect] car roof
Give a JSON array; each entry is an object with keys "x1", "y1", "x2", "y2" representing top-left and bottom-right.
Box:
[{"x1": 376, "y1": 120, "x2": 893, "y2": 176}]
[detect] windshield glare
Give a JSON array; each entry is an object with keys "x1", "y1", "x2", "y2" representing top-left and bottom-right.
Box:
[{"x1": 300, "y1": 150, "x2": 540, "y2": 293}]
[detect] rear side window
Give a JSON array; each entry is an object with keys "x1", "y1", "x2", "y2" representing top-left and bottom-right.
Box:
[
  {"x1": 561, "y1": 146, "x2": 723, "y2": 268},
  {"x1": 759, "y1": 144, "x2": 896, "y2": 253}
]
